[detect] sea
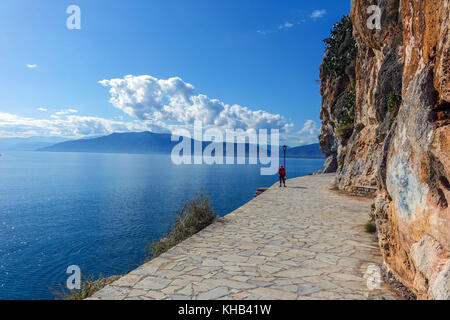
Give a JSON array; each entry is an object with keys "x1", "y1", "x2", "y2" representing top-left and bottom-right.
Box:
[{"x1": 0, "y1": 151, "x2": 323, "y2": 299}]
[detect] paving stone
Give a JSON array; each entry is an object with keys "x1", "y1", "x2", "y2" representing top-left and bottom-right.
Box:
[
  {"x1": 218, "y1": 255, "x2": 249, "y2": 263},
  {"x1": 177, "y1": 283, "x2": 193, "y2": 296},
  {"x1": 274, "y1": 268, "x2": 322, "y2": 278},
  {"x1": 161, "y1": 285, "x2": 183, "y2": 295},
  {"x1": 197, "y1": 287, "x2": 229, "y2": 300},
  {"x1": 249, "y1": 287, "x2": 297, "y2": 300},
  {"x1": 297, "y1": 284, "x2": 322, "y2": 295},
  {"x1": 134, "y1": 277, "x2": 172, "y2": 290},
  {"x1": 211, "y1": 279, "x2": 256, "y2": 290},
  {"x1": 145, "y1": 290, "x2": 168, "y2": 300},
  {"x1": 91, "y1": 286, "x2": 131, "y2": 300},
  {"x1": 171, "y1": 295, "x2": 191, "y2": 300},
  {"x1": 248, "y1": 280, "x2": 272, "y2": 287},
  {"x1": 201, "y1": 259, "x2": 223, "y2": 267},
  {"x1": 329, "y1": 273, "x2": 365, "y2": 282},
  {"x1": 231, "y1": 292, "x2": 249, "y2": 299},
  {"x1": 112, "y1": 275, "x2": 142, "y2": 287},
  {"x1": 127, "y1": 289, "x2": 148, "y2": 297}
]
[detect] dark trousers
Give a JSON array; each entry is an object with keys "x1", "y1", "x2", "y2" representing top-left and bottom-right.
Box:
[{"x1": 279, "y1": 175, "x2": 286, "y2": 186}]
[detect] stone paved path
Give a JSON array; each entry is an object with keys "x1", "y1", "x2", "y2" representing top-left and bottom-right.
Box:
[{"x1": 90, "y1": 174, "x2": 398, "y2": 300}]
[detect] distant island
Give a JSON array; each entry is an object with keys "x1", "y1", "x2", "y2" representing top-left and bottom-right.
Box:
[{"x1": 37, "y1": 131, "x2": 325, "y2": 159}]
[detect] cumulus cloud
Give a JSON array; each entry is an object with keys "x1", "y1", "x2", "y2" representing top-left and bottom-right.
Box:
[
  {"x1": 27, "y1": 64, "x2": 37, "y2": 69},
  {"x1": 298, "y1": 120, "x2": 319, "y2": 135},
  {"x1": 296, "y1": 120, "x2": 321, "y2": 145},
  {"x1": 0, "y1": 111, "x2": 167, "y2": 138},
  {"x1": 311, "y1": 9, "x2": 327, "y2": 19},
  {"x1": 1, "y1": 76, "x2": 298, "y2": 140},
  {"x1": 99, "y1": 75, "x2": 291, "y2": 132}
]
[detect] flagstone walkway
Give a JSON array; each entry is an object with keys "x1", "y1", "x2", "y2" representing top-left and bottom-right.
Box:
[{"x1": 89, "y1": 173, "x2": 398, "y2": 300}]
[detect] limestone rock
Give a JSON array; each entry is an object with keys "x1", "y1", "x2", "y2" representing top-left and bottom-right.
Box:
[{"x1": 319, "y1": 0, "x2": 449, "y2": 299}]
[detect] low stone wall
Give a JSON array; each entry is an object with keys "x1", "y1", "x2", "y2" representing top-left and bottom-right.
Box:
[{"x1": 349, "y1": 186, "x2": 378, "y2": 198}]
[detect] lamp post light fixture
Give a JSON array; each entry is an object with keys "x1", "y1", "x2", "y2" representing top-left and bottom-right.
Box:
[{"x1": 283, "y1": 145, "x2": 287, "y2": 169}]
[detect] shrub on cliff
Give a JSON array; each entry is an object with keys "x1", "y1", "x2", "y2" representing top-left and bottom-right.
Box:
[
  {"x1": 336, "y1": 91, "x2": 356, "y2": 139},
  {"x1": 387, "y1": 90, "x2": 402, "y2": 128},
  {"x1": 323, "y1": 15, "x2": 358, "y2": 79},
  {"x1": 387, "y1": 90, "x2": 402, "y2": 114},
  {"x1": 54, "y1": 274, "x2": 121, "y2": 300},
  {"x1": 146, "y1": 191, "x2": 217, "y2": 259},
  {"x1": 336, "y1": 123, "x2": 354, "y2": 139}
]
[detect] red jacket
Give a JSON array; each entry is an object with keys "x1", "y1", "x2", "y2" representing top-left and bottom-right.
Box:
[{"x1": 279, "y1": 168, "x2": 286, "y2": 177}]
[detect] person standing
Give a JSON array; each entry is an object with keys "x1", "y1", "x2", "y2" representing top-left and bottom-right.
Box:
[{"x1": 279, "y1": 166, "x2": 287, "y2": 187}]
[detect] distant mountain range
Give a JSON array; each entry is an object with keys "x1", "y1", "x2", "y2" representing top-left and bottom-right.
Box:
[
  {"x1": 37, "y1": 132, "x2": 324, "y2": 159},
  {"x1": 40, "y1": 132, "x2": 175, "y2": 154},
  {"x1": 0, "y1": 136, "x2": 68, "y2": 151},
  {"x1": 285, "y1": 143, "x2": 324, "y2": 159}
]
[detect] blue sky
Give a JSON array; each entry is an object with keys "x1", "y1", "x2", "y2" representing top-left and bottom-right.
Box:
[{"x1": 0, "y1": 0, "x2": 351, "y2": 145}]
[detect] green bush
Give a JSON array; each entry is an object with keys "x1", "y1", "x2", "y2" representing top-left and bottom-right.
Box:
[
  {"x1": 387, "y1": 90, "x2": 402, "y2": 127},
  {"x1": 343, "y1": 91, "x2": 356, "y2": 123},
  {"x1": 146, "y1": 191, "x2": 217, "y2": 259},
  {"x1": 323, "y1": 16, "x2": 358, "y2": 79},
  {"x1": 336, "y1": 91, "x2": 356, "y2": 138},
  {"x1": 365, "y1": 222, "x2": 377, "y2": 233},
  {"x1": 387, "y1": 90, "x2": 402, "y2": 114}
]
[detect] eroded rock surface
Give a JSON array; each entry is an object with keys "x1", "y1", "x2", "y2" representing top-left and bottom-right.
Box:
[{"x1": 319, "y1": 0, "x2": 449, "y2": 299}]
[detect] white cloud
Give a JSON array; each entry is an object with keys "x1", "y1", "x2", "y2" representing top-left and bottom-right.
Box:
[
  {"x1": 296, "y1": 120, "x2": 321, "y2": 145},
  {"x1": 279, "y1": 22, "x2": 294, "y2": 30},
  {"x1": 54, "y1": 109, "x2": 78, "y2": 115},
  {"x1": 51, "y1": 109, "x2": 79, "y2": 119},
  {"x1": 0, "y1": 111, "x2": 167, "y2": 138},
  {"x1": 0, "y1": 76, "x2": 296, "y2": 140},
  {"x1": 99, "y1": 75, "x2": 291, "y2": 132},
  {"x1": 27, "y1": 64, "x2": 37, "y2": 69},
  {"x1": 298, "y1": 120, "x2": 318, "y2": 135},
  {"x1": 311, "y1": 9, "x2": 327, "y2": 19}
]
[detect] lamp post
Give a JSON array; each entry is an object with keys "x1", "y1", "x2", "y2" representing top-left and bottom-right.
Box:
[{"x1": 283, "y1": 145, "x2": 287, "y2": 169}]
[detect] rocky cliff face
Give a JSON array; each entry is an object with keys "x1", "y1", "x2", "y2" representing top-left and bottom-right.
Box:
[{"x1": 319, "y1": 0, "x2": 449, "y2": 299}]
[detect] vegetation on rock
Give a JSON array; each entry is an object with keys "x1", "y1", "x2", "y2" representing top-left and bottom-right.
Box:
[
  {"x1": 146, "y1": 190, "x2": 217, "y2": 259},
  {"x1": 57, "y1": 191, "x2": 216, "y2": 300},
  {"x1": 387, "y1": 90, "x2": 402, "y2": 119},
  {"x1": 336, "y1": 91, "x2": 356, "y2": 138},
  {"x1": 321, "y1": 0, "x2": 449, "y2": 299},
  {"x1": 55, "y1": 274, "x2": 121, "y2": 300},
  {"x1": 365, "y1": 222, "x2": 377, "y2": 233},
  {"x1": 322, "y1": 15, "x2": 358, "y2": 79}
]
